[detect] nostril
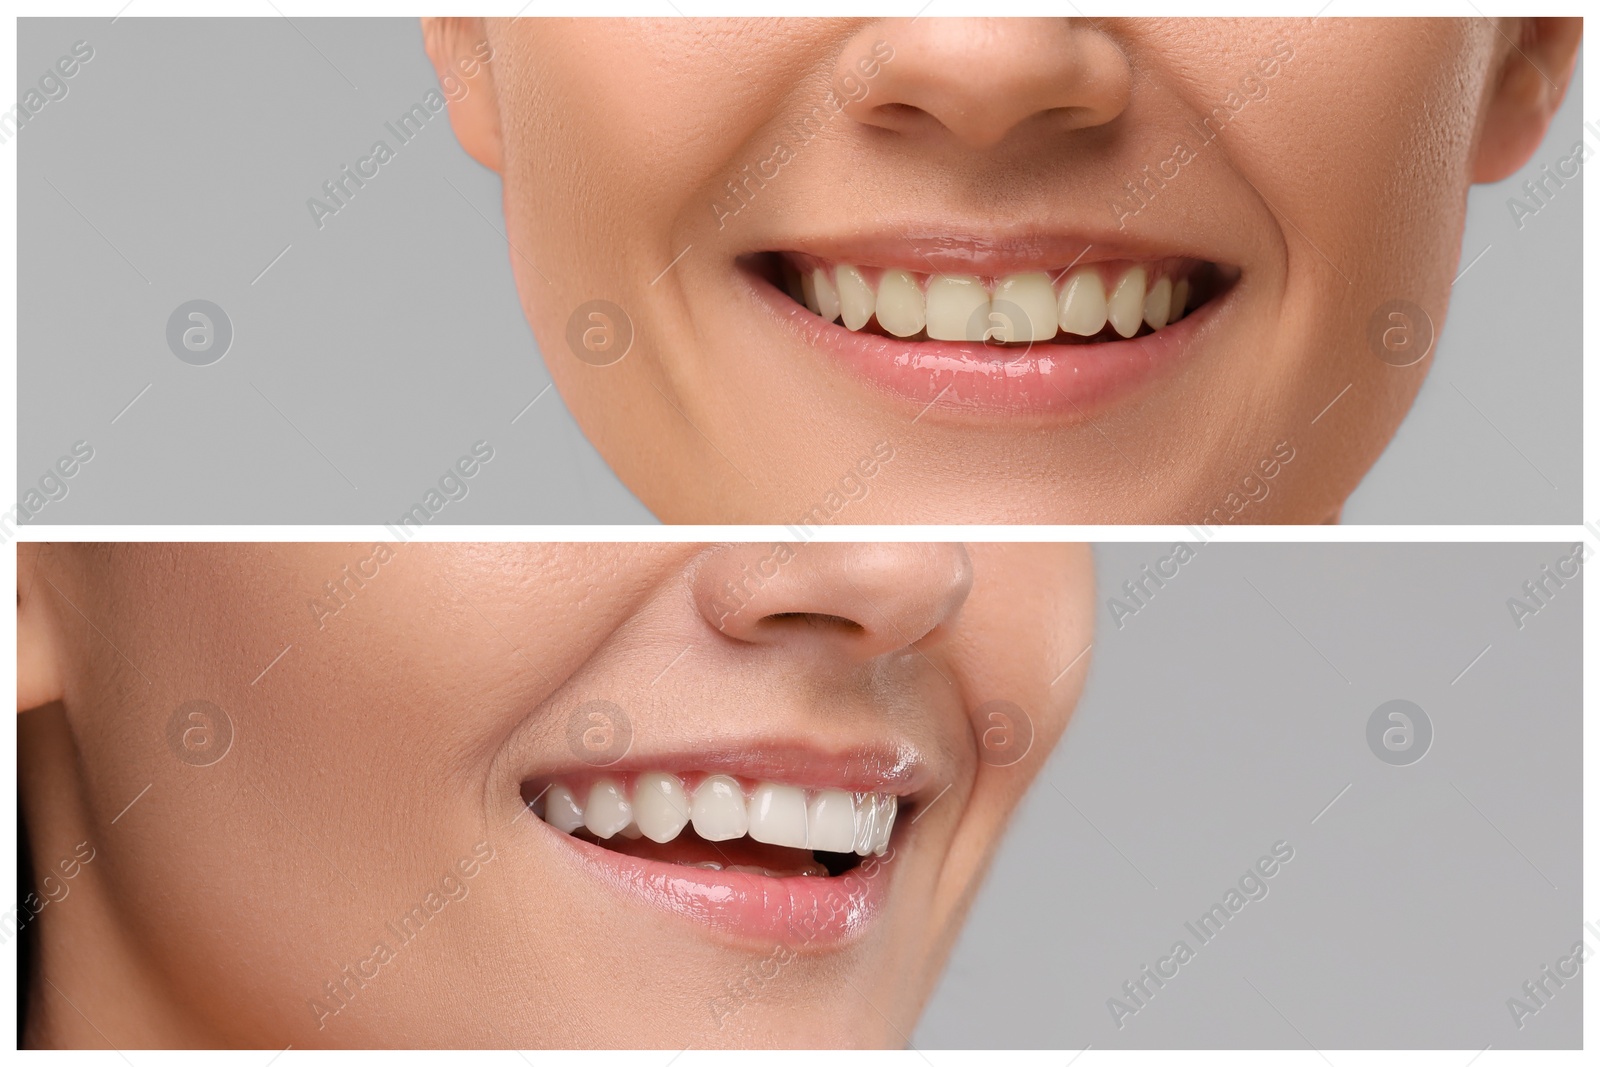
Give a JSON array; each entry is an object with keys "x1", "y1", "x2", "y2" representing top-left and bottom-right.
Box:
[{"x1": 760, "y1": 612, "x2": 865, "y2": 635}]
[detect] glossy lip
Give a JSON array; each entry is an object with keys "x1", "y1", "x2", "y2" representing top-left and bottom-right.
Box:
[
  {"x1": 745, "y1": 263, "x2": 1228, "y2": 419},
  {"x1": 514, "y1": 743, "x2": 933, "y2": 948},
  {"x1": 750, "y1": 229, "x2": 1226, "y2": 276},
  {"x1": 536, "y1": 821, "x2": 902, "y2": 949}
]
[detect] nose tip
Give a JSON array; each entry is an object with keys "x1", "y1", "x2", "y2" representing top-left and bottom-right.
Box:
[
  {"x1": 691, "y1": 543, "x2": 973, "y2": 660},
  {"x1": 835, "y1": 18, "x2": 1131, "y2": 152}
]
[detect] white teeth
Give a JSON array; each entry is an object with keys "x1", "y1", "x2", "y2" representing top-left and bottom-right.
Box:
[
  {"x1": 802, "y1": 258, "x2": 1196, "y2": 341},
  {"x1": 748, "y1": 783, "x2": 810, "y2": 849},
  {"x1": 1057, "y1": 269, "x2": 1109, "y2": 336},
  {"x1": 872, "y1": 794, "x2": 897, "y2": 856},
  {"x1": 536, "y1": 773, "x2": 901, "y2": 864},
  {"x1": 853, "y1": 792, "x2": 880, "y2": 856},
  {"x1": 584, "y1": 779, "x2": 632, "y2": 840},
  {"x1": 993, "y1": 272, "x2": 1058, "y2": 343},
  {"x1": 875, "y1": 269, "x2": 925, "y2": 338},
  {"x1": 690, "y1": 774, "x2": 749, "y2": 842},
  {"x1": 926, "y1": 274, "x2": 989, "y2": 342},
  {"x1": 544, "y1": 784, "x2": 585, "y2": 834},
  {"x1": 835, "y1": 265, "x2": 875, "y2": 331},
  {"x1": 633, "y1": 771, "x2": 691, "y2": 844},
  {"x1": 1143, "y1": 276, "x2": 1172, "y2": 332},
  {"x1": 1106, "y1": 266, "x2": 1146, "y2": 339},
  {"x1": 806, "y1": 789, "x2": 858, "y2": 854},
  {"x1": 812, "y1": 268, "x2": 840, "y2": 324}
]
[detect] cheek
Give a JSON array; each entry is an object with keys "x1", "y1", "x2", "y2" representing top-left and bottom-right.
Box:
[{"x1": 949, "y1": 543, "x2": 1095, "y2": 787}]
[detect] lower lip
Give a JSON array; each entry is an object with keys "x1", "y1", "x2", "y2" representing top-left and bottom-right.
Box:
[
  {"x1": 747, "y1": 271, "x2": 1222, "y2": 419},
  {"x1": 539, "y1": 821, "x2": 897, "y2": 948}
]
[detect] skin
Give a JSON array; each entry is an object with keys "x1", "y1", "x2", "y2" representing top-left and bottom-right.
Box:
[
  {"x1": 422, "y1": 17, "x2": 1580, "y2": 523},
  {"x1": 17, "y1": 541, "x2": 1094, "y2": 1048}
]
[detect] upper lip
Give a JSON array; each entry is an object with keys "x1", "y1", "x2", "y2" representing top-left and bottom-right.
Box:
[
  {"x1": 520, "y1": 740, "x2": 937, "y2": 799},
  {"x1": 741, "y1": 225, "x2": 1233, "y2": 277}
]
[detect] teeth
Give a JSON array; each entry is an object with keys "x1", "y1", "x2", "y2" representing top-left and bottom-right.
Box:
[
  {"x1": 544, "y1": 783, "x2": 585, "y2": 834},
  {"x1": 690, "y1": 774, "x2": 749, "y2": 842},
  {"x1": 1106, "y1": 266, "x2": 1146, "y2": 339},
  {"x1": 796, "y1": 258, "x2": 1198, "y2": 341},
  {"x1": 853, "y1": 792, "x2": 880, "y2": 856},
  {"x1": 633, "y1": 771, "x2": 691, "y2": 844},
  {"x1": 1058, "y1": 269, "x2": 1109, "y2": 336},
  {"x1": 584, "y1": 779, "x2": 633, "y2": 840},
  {"x1": 806, "y1": 789, "x2": 858, "y2": 853},
  {"x1": 1143, "y1": 276, "x2": 1172, "y2": 332},
  {"x1": 748, "y1": 782, "x2": 810, "y2": 849},
  {"x1": 875, "y1": 269, "x2": 925, "y2": 338},
  {"x1": 812, "y1": 268, "x2": 840, "y2": 324},
  {"x1": 926, "y1": 274, "x2": 989, "y2": 341},
  {"x1": 535, "y1": 773, "x2": 902, "y2": 864},
  {"x1": 835, "y1": 265, "x2": 875, "y2": 331},
  {"x1": 993, "y1": 272, "x2": 1058, "y2": 343},
  {"x1": 872, "y1": 794, "x2": 897, "y2": 856}
]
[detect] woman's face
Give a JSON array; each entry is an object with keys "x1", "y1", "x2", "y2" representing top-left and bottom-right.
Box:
[
  {"x1": 19, "y1": 543, "x2": 1093, "y2": 1048},
  {"x1": 426, "y1": 17, "x2": 1575, "y2": 523}
]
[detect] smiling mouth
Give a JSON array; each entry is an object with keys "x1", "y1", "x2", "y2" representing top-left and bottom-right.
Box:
[
  {"x1": 754, "y1": 251, "x2": 1236, "y2": 345},
  {"x1": 526, "y1": 771, "x2": 901, "y2": 879}
]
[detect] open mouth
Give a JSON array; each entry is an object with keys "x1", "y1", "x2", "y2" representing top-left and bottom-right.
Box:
[
  {"x1": 763, "y1": 252, "x2": 1233, "y2": 345},
  {"x1": 526, "y1": 772, "x2": 901, "y2": 880},
  {"x1": 740, "y1": 244, "x2": 1240, "y2": 417}
]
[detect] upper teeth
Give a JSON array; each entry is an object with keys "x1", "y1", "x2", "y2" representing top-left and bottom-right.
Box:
[
  {"x1": 792, "y1": 259, "x2": 1193, "y2": 342},
  {"x1": 537, "y1": 773, "x2": 898, "y2": 857}
]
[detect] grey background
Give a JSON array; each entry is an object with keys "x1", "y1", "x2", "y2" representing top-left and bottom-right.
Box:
[
  {"x1": 14, "y1": 19, "x2": 1583, "y2": 525},
  {"x1": 919, "y1": 542, "x2": 1582, "y2": 1049}
]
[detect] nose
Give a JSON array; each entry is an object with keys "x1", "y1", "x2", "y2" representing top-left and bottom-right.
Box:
[
  {"x1": 835, "y1": 18, "x2": 1131, "y2": 151},
  {"x1": 691, "y1": 543, "x2": 973, "y2": 660}
]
